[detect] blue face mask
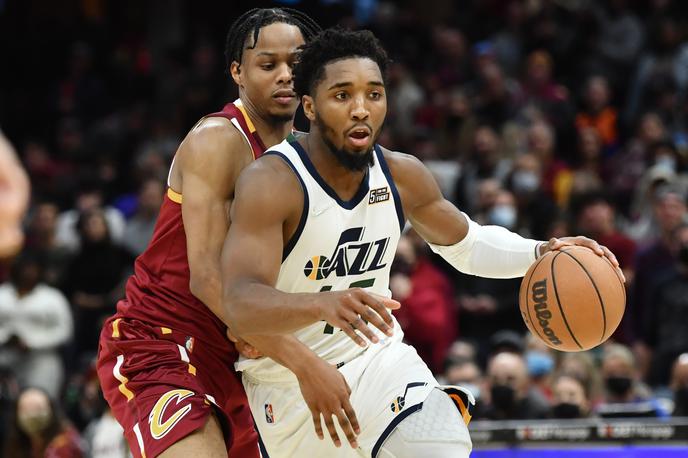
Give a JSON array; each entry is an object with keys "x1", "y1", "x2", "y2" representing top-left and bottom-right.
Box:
[
  {"x1": 460, "y1": 383, "x2": 481, "y2": 400},
  {"x1": 526, "y1": 351, "x2": 554, "y2": 377},
  {"x1": 488, "y1": 205, "x2": 517, "y2": 230}
]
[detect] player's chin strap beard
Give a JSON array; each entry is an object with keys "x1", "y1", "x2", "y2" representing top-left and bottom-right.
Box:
[{"x1": 310, "y1": 119, "x2": 374, "y2": 171}]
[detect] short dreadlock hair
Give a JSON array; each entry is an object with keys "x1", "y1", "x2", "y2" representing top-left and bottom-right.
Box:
[
  {"x1": 224, "y1": 8, "x2": 321, "y2": 69},
  {"x1": 293, "y1": 28, "x2": 390, "y2": 98}
]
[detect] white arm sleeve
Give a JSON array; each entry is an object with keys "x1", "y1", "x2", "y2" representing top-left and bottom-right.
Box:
[{"x1": 427, "y1": 213, "x2": 544, "y2": 279}]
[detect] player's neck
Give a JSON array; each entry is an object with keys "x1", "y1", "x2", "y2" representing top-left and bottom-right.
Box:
[
  {"x1": 302, "y1": 132, "x2": 367, "y2": 200},
  {"x1": 239, "y1": 97, "x2": 293, "y2": 147}
]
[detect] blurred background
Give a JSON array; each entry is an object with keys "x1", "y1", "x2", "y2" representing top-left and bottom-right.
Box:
[{"x1": 2, "y1": 0, "x2": 688, "y2": 456}]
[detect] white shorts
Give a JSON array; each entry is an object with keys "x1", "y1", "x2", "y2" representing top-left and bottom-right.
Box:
[{"x1": 242, "y1": 339, "x2": 439, "y2": 458}]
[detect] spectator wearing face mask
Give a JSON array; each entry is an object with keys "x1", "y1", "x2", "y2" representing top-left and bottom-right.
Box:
[
  {"x1": 3, "y1": 387, "x2": 84, "y2": 458},
  {"x1": 550, "y1": 373, "x2": 593, "y2": 419},
  {"x1": 596, "y1": 343, "x2": 669, "y2": 418},
  {"x1": 670, "y1": 353, "x2": 688, "y2": 416},
  {"x1": 524, "y1": 334, "x2": 555, "y2": 402},
  {"x1": 478, "y1": 351, "x2": 550, "y2": 420},
  {"x1": 487, "y1": 190, "x2": 519, "y2": 231},
  {"x1": 641, "y1": 223, "x2": 688, "y2": 386},
  {"x1": 507, "y1": 153, "x2": 558, "y2": 240},
  {"x1": 558, "y1": 352, "x2": 604, "y2": 405},
  {"x1": 442, "y1": 356, "x2": 486, "y2": 419}
]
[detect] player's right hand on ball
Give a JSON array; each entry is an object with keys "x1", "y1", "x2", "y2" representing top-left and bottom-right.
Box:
[
  {"x1": 297, "y1": 357, "x2": 360, "y2": 449},
  {"x1": 318, "y1": 289, "x2": 400, "y2": 347}
]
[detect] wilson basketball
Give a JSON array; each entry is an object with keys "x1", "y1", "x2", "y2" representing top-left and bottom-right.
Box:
[{"x1": 518, "y1": 246, "x2": 625, "y2": 352}]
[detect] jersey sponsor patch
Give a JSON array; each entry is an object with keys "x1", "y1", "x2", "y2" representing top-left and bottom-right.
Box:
[
  {"x1": 369, "y1": 186, "x2": 390, "y2": 204},
  {"x1": 149, "y1": 389, "x2": 194, "y2": 440}
]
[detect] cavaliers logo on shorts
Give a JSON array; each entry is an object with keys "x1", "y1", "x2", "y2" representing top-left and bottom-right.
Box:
[{"x1": 149, "y1": 389, "x2": 195, "y2": 440}]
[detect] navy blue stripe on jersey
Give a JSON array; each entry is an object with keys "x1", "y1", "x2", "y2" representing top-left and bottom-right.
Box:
[
  {"x1": 375, "y1": 145, "x2": 405, "y2": 233},
  {"x1": 371, "y1": 401, "x2": 424, "y2": 458},
  {"x1": 289, "y1": 140, "x2": 370, "y2": 210},
  {"x1": 252, "y1": 417, "x2": 271, "y2": 458},
  {"x1": 263, "y1": 151, "x2": 309, "y2": 262}
]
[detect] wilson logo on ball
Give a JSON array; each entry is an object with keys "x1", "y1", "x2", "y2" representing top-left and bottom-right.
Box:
[{"x1": 531, "y1": 279, "x2": 562, "y2": 346}]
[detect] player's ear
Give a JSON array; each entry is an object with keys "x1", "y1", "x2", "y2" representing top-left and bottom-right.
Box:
[
  {"x1": 230, "y1": 61, "x2": 242, "y2": 86},
  {"x1": 302, "y1": 95, "x2": 316, "y2": 122}
]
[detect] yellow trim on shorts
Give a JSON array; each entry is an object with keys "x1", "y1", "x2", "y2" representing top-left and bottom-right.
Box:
[
  {"x1": 188, "y1": 364, "x2": 197, "y2": 376},
  {"x1": 167, "y1": 188, "x2": 182, "y2": 204},
  {"x1": 161, "y1": 327, "x2": 172, "y2": 335},
  {"x1": 114, "y1": 355, "x2": 135, "y2": 402},
  {"x1": 112, "y1": 318, "x2": 121, "y2": 338},
  {"x1": 449, "y1": 393, "x2": 472, "y2": 425}
]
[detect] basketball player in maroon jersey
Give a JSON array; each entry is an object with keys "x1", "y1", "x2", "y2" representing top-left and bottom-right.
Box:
[{"x1": 93, "y1": 9, "x2": 367, "y2": 457}]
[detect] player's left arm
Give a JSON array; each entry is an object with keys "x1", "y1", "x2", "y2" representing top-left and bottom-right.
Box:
[{"x1": 384, "y1": 148, "x2": 623, "y2": 280}]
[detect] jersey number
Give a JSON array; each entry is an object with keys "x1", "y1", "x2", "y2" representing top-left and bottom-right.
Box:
[{"x1": 321, "y1": 278, "x2": 376, "y2": 334}]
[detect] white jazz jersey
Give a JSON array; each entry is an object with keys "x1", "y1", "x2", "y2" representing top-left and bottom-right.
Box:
[
  {"x1": 236, "y1": 140, "x2": 446, "y2": 458},
  {"x1": 236, "y1": 139, "x2": 406, "y2": 382}
]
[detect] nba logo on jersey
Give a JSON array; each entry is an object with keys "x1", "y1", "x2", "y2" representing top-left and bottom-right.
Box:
[
  {"x1": 264, "y1": 403, "x2": 275, "y2": 424},
  {"x1": 369, "y1": 186, "x2": 390, "y2": 204},
  {"x1": 185, "y1": 336, "x2": 194, "y2": 353}
]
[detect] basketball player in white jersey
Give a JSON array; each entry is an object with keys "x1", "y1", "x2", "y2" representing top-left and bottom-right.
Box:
[{"x1": 222, "y1": 28, "x2": 623, "y2": 458}]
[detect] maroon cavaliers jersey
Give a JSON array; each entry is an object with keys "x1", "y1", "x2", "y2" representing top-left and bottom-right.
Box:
[{"x1": 118, "y1": 100, "x2": 267, "y2": 355}]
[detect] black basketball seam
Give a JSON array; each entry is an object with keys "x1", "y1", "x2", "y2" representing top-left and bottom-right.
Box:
[
  {"x1": 524, "y1": 252, "x2": 550, "y2": 344},
  {"x1": 561, "y1": 250, "x2": 607, "y2": 344},
  {"x1": 551, "y1": 251, "x2": 583, "y2": 349}
]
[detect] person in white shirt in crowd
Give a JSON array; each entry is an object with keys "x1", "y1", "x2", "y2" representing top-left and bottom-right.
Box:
[
  {"x1": 0, "y1": 253, "x2": 73, "y2": 398},
  {"x1": 55, "y1": 183, "x2": 126, "y2": 253}
]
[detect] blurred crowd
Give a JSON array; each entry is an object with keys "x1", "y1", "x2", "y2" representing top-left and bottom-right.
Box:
[{"x1": 2, "y1": 0, "x2": 688, "y2": 456}]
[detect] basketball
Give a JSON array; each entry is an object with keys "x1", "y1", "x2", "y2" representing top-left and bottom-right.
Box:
[{"x1": 519, "y1": 246, "x2": 626, "y2": 352}]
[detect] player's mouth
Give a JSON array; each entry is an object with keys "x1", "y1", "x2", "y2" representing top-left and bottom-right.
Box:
[
  {"x1": 347, "y1": 126, "x2": 372, "y2": 148},
  {"x1": 273, "y1": 89, "x2": 296, "y2": 105}
]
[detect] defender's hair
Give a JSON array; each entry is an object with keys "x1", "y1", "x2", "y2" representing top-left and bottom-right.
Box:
[{"x1": 224, "y1": 8, "x2": 321, "y2": 69}]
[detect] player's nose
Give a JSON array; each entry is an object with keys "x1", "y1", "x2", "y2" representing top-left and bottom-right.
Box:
[
  {"x1": 350, "y1": 95, "x2": 369, "y2": 120},
  {"x1": 276, "y1": 62, "x2": 293, "y2": 84}
]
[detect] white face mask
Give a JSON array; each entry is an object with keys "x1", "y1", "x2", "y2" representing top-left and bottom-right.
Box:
[
  {"x1": 655, "y1": 155, "x2": 677, "y2": 173},
  {"x1": 488, "y1": 204, "x2": 517, "y2": 230},
  {"x1": 512, "y1": 170, "x2": 540, "y2": 194},
  {"x1": 459, "y1": 383, "x2": 481, "y2": 400}
]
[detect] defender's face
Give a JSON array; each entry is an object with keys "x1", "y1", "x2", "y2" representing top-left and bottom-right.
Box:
[
  {"x1": 233, "y1": 22, "x2": 304, "y2": 121},
  {"x1": 308, "y1": 57, "x2": 387, "y2": 156}
]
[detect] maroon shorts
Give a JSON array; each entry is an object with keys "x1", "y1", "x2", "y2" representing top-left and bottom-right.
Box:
[{"x1": 96, "y1": 313, "x2": 259, "y2": 458}]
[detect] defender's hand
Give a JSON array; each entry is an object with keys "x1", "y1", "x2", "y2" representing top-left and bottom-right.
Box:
[
  {"x1": 318, "y1": 289, "x2": 400, "y2": 347},
  {"x1": 540, "y1": 236, "x2": 625, "y2": 283},
  {"x1": 297, "y1": 357, "x2": 360, "y2": 449}
]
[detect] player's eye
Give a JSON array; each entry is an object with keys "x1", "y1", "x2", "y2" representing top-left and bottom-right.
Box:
[
  {"x1": 335, "y1": 92, "x2": 348, "y2": 100},
  {"x1": 369, "y1": 91, "x2": 383, "y2": 100},
  {"x1": 260, "y1": 63, "x2": 274, "y2": 70}
]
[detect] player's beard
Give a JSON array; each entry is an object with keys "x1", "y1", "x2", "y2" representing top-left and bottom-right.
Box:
[{"x1": 316, "y1": 113, "x2": 376, "y2": 171}]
